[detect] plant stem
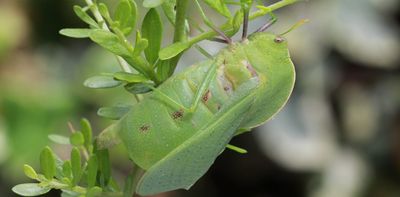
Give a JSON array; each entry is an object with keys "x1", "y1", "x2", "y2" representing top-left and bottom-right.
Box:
[
  {"x1": 173, "y1": 0, "x2": 189, "y2": 43},
  {"x1": 131, "y1": 165, "x2": 145, "y2": 197},
  {"x1": 84, "y1": 0, "x2": 132, "y2": 73},
  {"x1": 168, "y1": 0, "x2": 189, "y2": 77}
]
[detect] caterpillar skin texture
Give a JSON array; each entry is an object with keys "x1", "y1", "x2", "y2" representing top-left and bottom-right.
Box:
[{"x1": 101, "y1": 32, "x2": 295, "y2": 195}]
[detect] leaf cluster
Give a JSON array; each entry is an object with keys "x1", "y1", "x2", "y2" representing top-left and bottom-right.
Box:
[
  {"x1": 59, "y1": 0, "x2": 286, "y2": 95},
  {"x1": 12, "y1": 119, "x2": 133, "y2": 197}
]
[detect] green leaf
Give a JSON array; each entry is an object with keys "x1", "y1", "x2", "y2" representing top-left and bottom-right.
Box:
[
  {"x1": 84, "y1": 75, "x2": 122, "y2": 89},
  {"x1": 54, "y1": 156, "x2": 65, "y2": 180},
  {"x1": 142, "y1": 9, "x2": 163, "y2": 64},
  {"x1": 89, "y1": 29, "x2": 131, "y2": 57},
  {"x1": 70, "y1": 132, "x2": 85, "y2": 146},
  {"x1": 232, "y1": 9, "x2": 244, "y2": 32},
  {"x1": 114, "y1": 0, "x2": 137, "y2": 35},
  {"x1": 87, "y1": 155, "x2": 98, "y2": 188},
  {"x1": 23, "y1": 165, "x2": 38, "y2": 180},
  {"x1": 40, "y1": 147, "x2": 56, "y2": 180},
  {"x1": 61, "y1": 190, "x2": 80, "y2": 197},
  {"x1": 109, "y1": 178, "x2": 122, "y2": 192},
  {"x1": 80, "y1": 118, "x2": 93, "y2": 150},
  {"x1": 143, "y1": 0, "x2": 165, "y2": 8},
  {"x1": 96, "y1": 149, "x2": 111, "y2": 187},
  {"x1": 159, "y1": 42, "x2": 190, "y2": 60},
  {"x1": 202, "y1": 0, "x2": 231, "y2": 18},
  {"x1": 155, "y1": 59, "x2": 171, "y2": 82},
  {"x1": 48, "y1": 134, "x2": 70, "y2": 145},
  {"x1": 12, "y1": 183, "x2": 51, "y2": 196},
  {"x1": 98, "y1": 3, "x2": 112, "y2": 23},
  {"x1": 97, "y1": 105, "x2": 132, "y2": 120},
  {"x1": 86, "y1": 187, "x2": 102, "y2": 197},
  {"x1": 62, "y1": 161, "x2": 72, "y2": 180},
  {"x1": 73, "y1": 6, "x2": 98, "y2": 27},
  {"x1": 123, "y1": 171, "x2": 135, "y2": 197},
  {"x1": 71, "y1": 147, "x2": 82, "y2": 185},
  {"x1": 161, "y1": 0, "x2": 176, "y2": 24},
  {"x1": 133, "y1": 31, "x2": 148, "y2": 56},
  {"x1": 114, "y1": 72, "x2": 148, "y2": 83},
  {"x1": 124, "y1": 82, "x2": 154, "y2": 94},
  {"x1": 59, "y1": 28, "x2": 92, "y2": 38}
]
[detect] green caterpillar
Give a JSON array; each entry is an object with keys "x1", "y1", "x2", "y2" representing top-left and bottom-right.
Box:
[{"x1": 98, "y1": 32, "x2": 295, "y2": 195}]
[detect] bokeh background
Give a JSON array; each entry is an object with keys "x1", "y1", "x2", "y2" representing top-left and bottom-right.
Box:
[{"x1": 0, "y1": 0, "x2": 399, "y2": 196}]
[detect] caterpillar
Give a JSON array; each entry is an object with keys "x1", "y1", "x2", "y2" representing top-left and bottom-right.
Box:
[{"x1": 98, "y1": 32, "x2": 295, "y2": 195}]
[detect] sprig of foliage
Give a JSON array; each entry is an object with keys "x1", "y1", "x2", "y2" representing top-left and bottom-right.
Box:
[{"x1": 12, "y1": 119, "x2": 120, "y2": 197}]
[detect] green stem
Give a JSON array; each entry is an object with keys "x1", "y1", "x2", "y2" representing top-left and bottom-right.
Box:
[
  {"x1": 131, "y1": 165, "x2": 145, "y2": 197},
  {"x1": 168, "y1": 0, "x2": 189, "y2": 77},
  {"x1": 84, "y1": 0, "x2": 132, "y2": 73},
  {"x1": 173, "y1": 0, "x2": 189, "y2": 43}
]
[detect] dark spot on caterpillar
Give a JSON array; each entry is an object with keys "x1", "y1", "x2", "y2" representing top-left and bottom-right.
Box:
[
  {"x1": 217, "y1": 105, "x2": 221, "y2": 110},
  {"x1": 174, "y1": 5, "x2": 176, "y2": 11},
  {"x1": 202, "y1": 90, "x2": 211, "y2": 102},
  {"x1": 139, "y1": 124, "x2": 150, "y2": 132},
  {"x1": 243, "y1": 60, "x2": 258, "y2": 77},
  {"x1": 172, "y1": 109, "x2": 184, "y2": 120},
  {"x1": 224, "y1": 86, "x2": 230, "y2": 91},
  {"x1": 274, "y1": 36, "x2": 285, "y2": 43}
]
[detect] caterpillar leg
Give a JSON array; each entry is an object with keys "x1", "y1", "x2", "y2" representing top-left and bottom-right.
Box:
[
  {"x1": 145, "y1": 60, "x2": 217, "y2": 114},
  {"x1": 194, "y1": 0, "x2": 232, "y2": 44},
  {"x1": 241, "y1": 0, "x2": 252, "y2": 40},
  {"x1": 145, "y1": 85, "x2": 190, "y2": 111},
  {"x1": 252, "y1": 12, "x2": 277, "y2": 34},
  {"x1": 188, "y1": 60, "x2": 218, "y2": 113}
]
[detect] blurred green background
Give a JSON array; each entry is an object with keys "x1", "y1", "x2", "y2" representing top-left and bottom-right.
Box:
[{"x1": 0, "y1": 0, "x2": 399, "y2": 196}]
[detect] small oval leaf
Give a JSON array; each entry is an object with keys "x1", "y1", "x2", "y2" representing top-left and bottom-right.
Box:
[
  {"x1": 98, "y1": 3, "x2": 112, "y2": 22},
  {"x1": 202, "y1": 0, "x2": 231, "y2": 18},
  {"x1": 123, "y1": 171, "x2": 135, "y2": 197},
  {"x1": 114, "y1": 72, "x2": 148, "y2": 83},
  {"x1": 124, "y1": 82, "x2": 154, "y2": 94},
  {"x1": 115, "y1": 0, "x2": 137, "y2": 35},
  {"x1": 143, "y1": 0, "x2": 165, "y2": 8},
  {"x1": 142, "y1": 9, "x2": 163, "y2": 64},
  {"x1": 61, "y1": 190, "x2": 80, "y2": 197},
  {"x1": 62, "y1": 161, "x2": 72, "y2": 180},
  {"x1": 133, "y1": 31, "x2": 148, "y2": 56},
  {"x1": 96, "y1": 149, "x2": 111, "y2": 186},
  {"x1": 161, "y1": 0, "x2": 176, "y2": 24},
  {"x1": 98, "y1": 105, "x2": 132, "y2": 120},
  {"x1": 80, "y1": 118, "x2": 93, "y2": 150},
  {"x1": 59, "y1": 28, "x2": 92, "y2": 38},
  {"x1": 87, "y1": 186, "x2": 102, "y2": 197},
  {"x1": 12, "y1": 183, "x2": 51, "y2": 196},
  {"x1": 71, "y1": 147, "x2": 82, "y2": 185},
  {"x1": 159, "y1": 42, "x2": 190, "y2": 60},
  {"x1": 23, "y1": 165, "x2": 38, "y2": 180},
  {"x1": 48, "y1": 134, "x2": 70, "y2": 145},
  {"x1": 40, "y1": 147, "x2": 56, "y2": 180},
  {"x1": 70, "y1": 132, "x2": 85, "y2": 146},
  {"x1": 73, "y1": 6, "x2": 98, "y2": 27},
  {"x1": 84, "y1": 75, "x2": 122, "y2": 89},
  {"x1": 89, "y1": 30, "x2": 131, "y2": 57},
  {"x1": 87, "y1": 155, "x2": 99, "y2": 188}
]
